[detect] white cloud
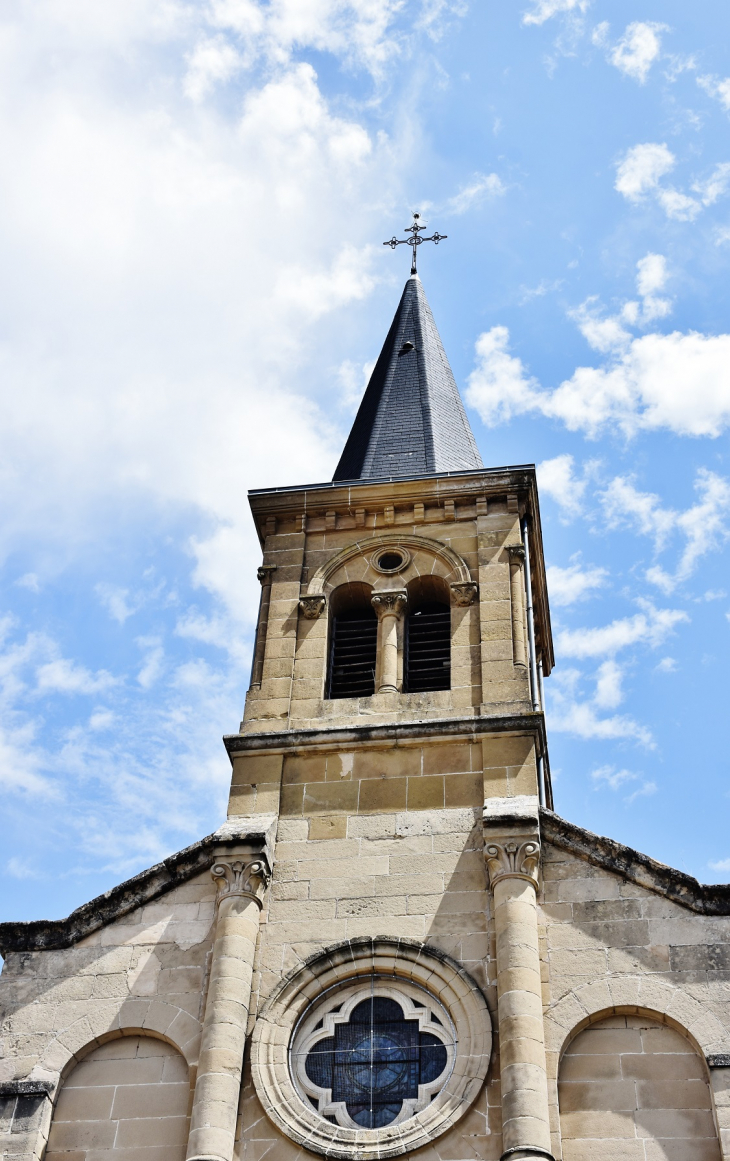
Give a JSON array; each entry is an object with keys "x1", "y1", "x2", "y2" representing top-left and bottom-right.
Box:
[
  {"x1": 96, "y1": 583, "x2": 138, "y2": 624},
  {"x1": 693, "y1": 163, "x2": 730, "y2": 206},
  {"x1": 655, "y1": 656, "x2": 677, "y2": 673},
  {"x1": 36, "y1": 658, "x2": 117, "y2": 695},
  {"x1": 136, "y1": 638, "x2": 165, "y2": 689},
  {"x1": 184, "y1": 36, "x2": 244, "y2": 103},
  {"x1": 625, "y1": 780, "x2": 657, "y2": 804},
  {"x1": 446, "y1": 173, "x2": 505, "y2": 215},
  {"x1": 600, "y1": 476, "x2": 676, "y2": 549},
  {"x1": 546, "y1": 560, "x2": 607, "y2": 605},
  {"x1": 465, "y1": 326, "x2": 541, "y2": 426},
  {"x1": 601, "y1": 469, "x2": 730, "y2": 591},
  {"x1": 615, "y1": 142, "x2": 676, "y2": 200},
  {"x1": 536, "y1": 454, "x2": 590, "y2": 518},
  {"x1": 591, "y1": 764, "x2": 636, "y2": 790},
  {"x1": 547, "y1": 669, "x2": 653, "y2": 745},
  {"x1": 468, "y1": 322, "x2": 730, "y2": 439},
  {"x1": 710, "y1": 858, "x2": 730, "y2": 873},
  {"x1": 89, "y1": 708, "x2": 116, "y2": 730},
  {"x1": 591, "y1": 764, "x2": 657, "y2": 802},
  {"x1": 608, "y1": 22, "x2": 666, "y2": 84},
  {"x1": 6, "y1": 856, "x2": 41, "y2": 879},
  {"x1": 522, "y1": 0, "x2": 590, "y2": 27},
  {"x1": 593, "y1": 659, "x2": 623, "y2": 709},
  {"x1": 698, "y1": 74, "x2": 730, "y2": 113},
  {"x1": 615, "y1": 143, "x2": 706, "y2": 221},
  {"x1": 556, "y1": 600, "x2": 688, "y2": 659},
  {"x1": 16, "y1": 573, "x2": 40, "y2": 593}
]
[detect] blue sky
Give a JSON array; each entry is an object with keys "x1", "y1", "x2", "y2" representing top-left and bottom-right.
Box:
[{"x1": 2, "y1": 0, "x2": 730, "y2": 921}]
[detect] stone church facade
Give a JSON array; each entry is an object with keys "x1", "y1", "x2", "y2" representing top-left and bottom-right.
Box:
[{"x1": 2, "y1": 273, "x2": 730, "y2": 1161}]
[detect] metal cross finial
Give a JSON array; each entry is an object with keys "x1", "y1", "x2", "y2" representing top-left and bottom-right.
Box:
[{"x1": 383, "y1": 212, "x2": 447, "y2": 275}]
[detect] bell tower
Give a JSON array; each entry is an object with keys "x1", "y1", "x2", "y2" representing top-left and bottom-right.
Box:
[{"x1": 221, "y1": 265, "x2": 557, "y2": 1161}]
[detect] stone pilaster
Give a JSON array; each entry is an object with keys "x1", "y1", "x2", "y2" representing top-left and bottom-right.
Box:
[
  {"x1": 484, "y1": 798, "x2": 553, "y2": 1161},
  {"x1": 186, "y1": 852, "x2": 271, "y2": 1161},
  {"x1": 507, "y1": 544, "x2": 527, "y2": 669}
]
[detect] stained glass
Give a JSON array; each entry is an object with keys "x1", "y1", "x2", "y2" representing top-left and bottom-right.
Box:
[{"x1": 303, "y1": 996, "x2": 448, "y2": 1129}]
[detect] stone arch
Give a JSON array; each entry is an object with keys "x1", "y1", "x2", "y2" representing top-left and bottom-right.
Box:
[
  {"x1": 305, "y1": 533, "x2": 473, "y2": 599},
  {"x1": 45, "y1": 1032, "x2": 191, "y2": 1161},
  {"x1": 557, "y1": 1010, "x2": 721, "y2": 1161},
  {"x1": 544, "y1": 977, "x2": 727, "y2": 1065},
  {"x1": 37, "y1": 999, "x2": 201, "y2": 1089}
]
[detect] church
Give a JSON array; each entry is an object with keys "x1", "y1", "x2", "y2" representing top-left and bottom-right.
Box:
[{"x1": 2, "y1": 233, "x2": 730, "y2": 1161}]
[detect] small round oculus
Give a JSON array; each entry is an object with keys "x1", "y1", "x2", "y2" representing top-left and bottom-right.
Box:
[{"x1": 373, "y1": 549, "x2": 410, "y2": 574}]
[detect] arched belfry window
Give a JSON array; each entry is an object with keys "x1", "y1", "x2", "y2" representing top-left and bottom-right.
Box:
[
  {"x1": 327, "y1": 583, "x2": 377, "y2": 699},
  {"x1": 404, "y1": 577, "x2": 451, "y2": 693},
  {"x1": 291, "y1": 979, "x2": 453, "y2": 1130}
]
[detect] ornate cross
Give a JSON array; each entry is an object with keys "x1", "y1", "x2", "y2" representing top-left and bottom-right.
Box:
[{"x1": 383, "y1": 212, "x2": 447, "y2": 275}]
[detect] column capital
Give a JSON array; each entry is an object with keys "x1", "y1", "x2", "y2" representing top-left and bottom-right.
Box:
[
  {"x1": 450, "y1": 581, "x2": 478, "y2": 606},
  {"x1": 507, "y1": 543, "x2": 526, "y2": 562},
  {"x1": 257, "y1": 565, "x2": 277, "y2": 584},
  {"x1": 211, "y1": 856, "x2": 271, "y2": 909},
  {"x1": 370, "y1": 589, "x2": 408, "y2": 618},
  {"x1": 299, "y1": 593, "x2": 326, "y2": 618},
  {"x1": 484, "y1": 835, "x2": 540, "y2": 891}
]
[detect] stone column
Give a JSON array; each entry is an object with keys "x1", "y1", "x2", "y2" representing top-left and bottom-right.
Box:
[
  {"x1": 186, "y1": 855, "x2": 271, "y2": 1161},
  {"x1": 371, "y1": 589, "x2": 408, "y2": 693},
  {"x1": 484, "y1": 803, "x2": 553, "y2": 1161},
  {"x1": 507, "y1": 545, "x2": 527, "y2": 669}
]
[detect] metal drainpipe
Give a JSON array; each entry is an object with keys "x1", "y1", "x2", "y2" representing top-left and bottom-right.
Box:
[{"x1": 521, "y1": 515, "x2": 546, "y2": 807}]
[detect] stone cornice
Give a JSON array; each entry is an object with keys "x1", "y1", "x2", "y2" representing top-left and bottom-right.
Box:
[
  {"x1": 225, "y1": 711, "x2": 549, "y2": 760},
  {"x1": 0, "y1": 819, "x2": 275, "y2": 955},
  {"x1": 541, "y1": 809, "x2": 730, "y2": 915}
]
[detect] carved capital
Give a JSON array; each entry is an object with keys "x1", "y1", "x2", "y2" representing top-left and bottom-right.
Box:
[
  {"x1": 211, "y1": 857, "x2": 271, "y2": 909},
  {"x1": 257, "y1": 565, "x2": 277, "y2": 585},
  {"x1": 299, "y1": 593, "x2": 326, "y2": 619},
  {"x1": 485, "y1": 837, "x2": 540, "y2": 891},
  {"x1": 450, "y1": 581, "x2": 478, "y2": 606},
  {"x1": 371, "y1": 589, "x2": 408, "y2": 618},
  {"x1": 507, "y1": 544, "x2": 525, "y2": 563}
]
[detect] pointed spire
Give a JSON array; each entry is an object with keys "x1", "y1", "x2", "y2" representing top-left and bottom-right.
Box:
[{"x1": 333, "y1": 275, "x2": 483, "y2": 481}]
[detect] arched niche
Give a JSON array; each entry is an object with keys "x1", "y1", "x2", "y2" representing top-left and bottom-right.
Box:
[
  {"x1": 46, "y1": 1034, "x2": 190, "y2": 1161},
  {"x1": 558, "y1": 1010, "x2": 720, "y2": 1161}
]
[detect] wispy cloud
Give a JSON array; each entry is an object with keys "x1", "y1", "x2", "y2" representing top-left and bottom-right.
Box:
[
  {"x1": 546, "y1": 560, "x2": 608, "y2": 605},
  {"x1": 522, "y1": 0, "x2": 590, "y2": 28},
  {"x1": 594, "y1": 21, "x2": 666, "y2": 84},
  {"x1": 556, "y1": 600, "x2": 688, "y2": 659},
  {"x1": 36, "y1": 658, "x2": 117, "y2": 696},
  {"x1": 446, "y1": 173, "x2": 505, "y2": 214},
  {"x1": 601, "y1": 469, "x2": 730, "y2": 592},
  {"x1": 591, "y1": 764, "x2": 657, "y2": 803}
]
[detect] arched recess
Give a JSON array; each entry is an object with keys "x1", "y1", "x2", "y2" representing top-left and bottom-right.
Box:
[
  {"x1": 544, "y1": 978, "x2": 729, "y2": 1161},
  {"x1": 46, "y1": 1034, "x2": 190, "y2": 1161},
  {"x1": 305, "y1": 533, "x2": 473, "y2": 599},
  {"x1": 558, "y1": 1011, "x2": 721, "y2": 1161}
]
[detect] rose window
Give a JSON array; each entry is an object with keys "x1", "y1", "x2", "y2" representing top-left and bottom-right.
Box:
[{"x1": 290, "y1": 981, "x2": 454, "y2": 1130}]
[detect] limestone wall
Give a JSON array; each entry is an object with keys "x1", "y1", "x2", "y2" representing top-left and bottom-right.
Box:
[
  {"x1": 541, "y1": 837, "x2": 730, "y2": 1159},
  {"x1": 0, "y1": 871, "x2": 215, "y2": 1161}
]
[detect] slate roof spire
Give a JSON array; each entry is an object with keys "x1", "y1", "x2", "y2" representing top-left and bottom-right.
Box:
[{"x1": 333, "y1": 274, "x2": 483, "y2": 481}]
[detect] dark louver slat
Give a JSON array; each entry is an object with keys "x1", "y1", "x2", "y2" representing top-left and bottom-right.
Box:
[
  {"x1": 405, "y1": 606, "x2": 450, "y2": 693},
  {"x1": 327, "y1": 611, "x2": 378, "y2": 699}
]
